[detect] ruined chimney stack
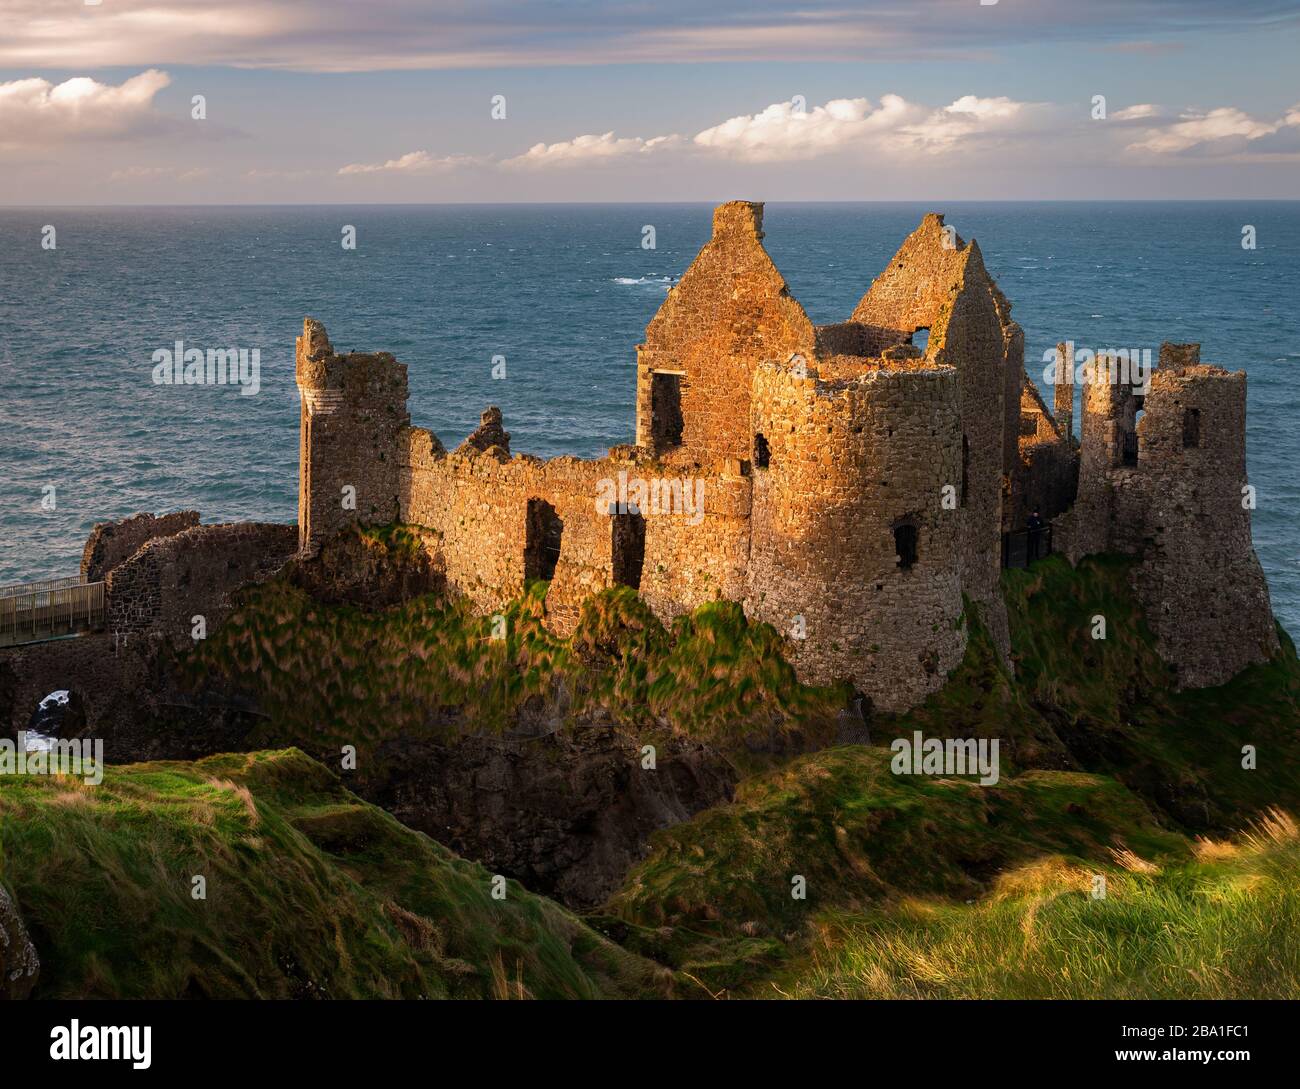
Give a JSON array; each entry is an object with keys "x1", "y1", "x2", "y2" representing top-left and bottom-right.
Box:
[{"x1": 1053, "y1": 342, "x2": 1074, "y2": 438}]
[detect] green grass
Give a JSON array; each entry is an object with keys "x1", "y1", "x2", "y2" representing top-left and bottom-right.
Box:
[
  {"x1": 600, "y1": 745, "x2": 1188, "y2": 991},
  {"x1": 33, "y1": 543, "x2": 1293, "y2": 1000},
  {"x1": 181, "y1": 577, "x2": 846, "y2": 755},
  {"x1": 765, "y1": 810, "x2": 1300, "y2": 999},
  {"x1": 882, "y1": 554, "x2": 1300, "y2": 830},
  {"x1": 0, "y1": 749, "x2": 675, "y2": 999}
]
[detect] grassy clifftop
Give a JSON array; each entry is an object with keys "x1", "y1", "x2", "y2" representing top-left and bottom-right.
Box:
[
  {"x1": 590, "y1": 555, "x2": 1300, "y2": 996},
  {"x1": 14, "y1": 546, "x2": 1291, "y2": 1000},
  {"x1": 886, "y1": 554, "x2": 1300, "y2": 829},
  {"x1": 0, "y1": 749, "x2": 674, "y2": 999},
  {"x1": 182, "y1": 576, "x2": 845, "y2": 753},
  {"x1": 770, "y1": 810, "x2": 1300, "y2": 999}
]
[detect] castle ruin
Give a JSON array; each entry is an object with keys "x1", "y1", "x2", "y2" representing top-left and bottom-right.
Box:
[
  {"x1": 0, "y1": 202, "x2": 1279, "y2": 731},
  {"x1": 291, "y1": 201, "x2": 1279, "y2": 710}
]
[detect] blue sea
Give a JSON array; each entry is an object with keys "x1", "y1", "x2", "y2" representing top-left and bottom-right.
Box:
[{"x1": 1, "y1": 202, "x2": 1297, "y2": 636}]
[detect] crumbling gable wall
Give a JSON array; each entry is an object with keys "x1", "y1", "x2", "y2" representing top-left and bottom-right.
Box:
[
  {"x1": 80, "y1": 510, "x2": 199, "y2": 583},
  {"x1": 107, "y1": 522, "x2": 297, "y2": 641},
  {"x1": 635, "y1": 202, "x2": 817, "y2": 461},
  {"x1": 851, "y1": 215, "x2": 1011, "y2": 656},
  {"x1": 296, "y1": 318, "x2": 411, "y2": 556}
]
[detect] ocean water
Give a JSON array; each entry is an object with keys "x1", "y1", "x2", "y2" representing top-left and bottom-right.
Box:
[{"x1": 1, "y1": 202, "x2": 1297, "y2": 636}]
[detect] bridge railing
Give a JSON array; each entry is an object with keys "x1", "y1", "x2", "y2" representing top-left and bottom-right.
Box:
[
  {"x1": 1001, "y1": 524, "x2": 1054, "y2": 570},
  {"x1": 0, "y1": 580, "x2": 106, "y2": 647},
  {"x1": 0, "y1": 574, "x2": 85, "y2": 599}
]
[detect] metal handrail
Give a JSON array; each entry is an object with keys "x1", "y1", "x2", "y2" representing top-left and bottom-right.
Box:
[
  {"x1": 0, "y1": 574, "x2": 85, "y2": 599},
  {"x1": 0, "y1": 580, "x2": 106, "y2": 646},
  {"x1": 1001, "y1": 524, "x2": 1054, "y2": 570}
]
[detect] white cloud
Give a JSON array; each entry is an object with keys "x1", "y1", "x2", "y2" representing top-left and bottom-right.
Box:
[
  {"x1": 692, "y1": 96, "x2": 922, "y2": 161},
  {"x1": 499, "y1": 95, "x2": 1040, "y2": 170},
  {"x1": 895, "y1": 95, "x2": 1033, "y2": 152},
  {"x1": 502, "y1": 132, "x2": 682, "y2": 169},
  {"x1": 108, "y1": 165, "x2": 210, "y2": 182},
  {"x1": 337, "y1": 150, "x2": 482, "y2": 175},
  {"x1": 0, "y1": 69, "x2": 173, "y2": 150},
  {"x1": 1112, "y1": 104, "x2": 1160, "y2": 122},
  {"x1": 1127, "y1": 106, "x2": 1290, "y2": 154}
]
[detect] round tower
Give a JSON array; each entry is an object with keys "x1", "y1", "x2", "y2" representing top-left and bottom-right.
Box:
[{"x1": 744, "y1": 356, "x2": 966, "y2": 712}]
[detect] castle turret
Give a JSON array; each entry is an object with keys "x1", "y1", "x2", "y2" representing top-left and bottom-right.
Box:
[
  {"x1": 296, "y1": 318, "x2": 411, "y2": 555},
  {"x1": 744, "y1": 352, "x2": 965, "y2": 712}
]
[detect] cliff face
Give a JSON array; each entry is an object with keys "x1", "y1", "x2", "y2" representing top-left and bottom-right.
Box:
[
  {"x1": 362, "y1": 727, "x2": 737, "y2": 909},
  {"x1": 0, "y1": 749, "x2": 678, "y2": 999}
]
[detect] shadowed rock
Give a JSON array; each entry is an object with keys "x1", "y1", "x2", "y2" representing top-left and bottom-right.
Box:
[{"x1": 0, "y1": 886, "x2": 39, "y2": 999}]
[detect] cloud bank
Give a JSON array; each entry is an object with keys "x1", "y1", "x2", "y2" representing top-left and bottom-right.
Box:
[{"x1": 1, "y1": 0, "x2": 1296, "y2": 73}]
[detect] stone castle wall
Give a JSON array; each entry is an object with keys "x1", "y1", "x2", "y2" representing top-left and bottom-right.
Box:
[
  {"x1": 400, "y1": 427, "x2": 752, "y2": 636},
  {"x1": 296, "y1": 319, "x2": 410, "y2": 556},
  {"x1": 635, "y1": 202, "x2": 816, "y2": 462},
  {"x1": 1060, "y1": 344, "x2": 1279, "y2": 687},
  {"x1": 288, "y1": 207, "x2": 1279, "y2": 708},
  {"x1": 107, "y1": 522, "x2": 297, "y2": 641},
  {"x1": 851, "y1": 215, "x2": 1013, "y2": 657},
  {"x1": 3, "y1": 209, "x2": 1277, "y2": 728},
  {"x1": 80, "y1": 510, "x2": 199, "y2": 583}
]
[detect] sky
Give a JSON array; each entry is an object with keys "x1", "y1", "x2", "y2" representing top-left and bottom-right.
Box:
[{"x1": 1, "y1": 0, "x2": 1299, "y2": 203}]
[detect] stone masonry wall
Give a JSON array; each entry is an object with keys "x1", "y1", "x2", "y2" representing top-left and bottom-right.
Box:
[
  {"x1": 400, "y1": 429, "x2": 750, "y2": 636},
  {"x1": 80, "y1": 510, "x2": 199, "y2": 583},
  {"x1": 107, "y1": 522, "x2": 297, "y2": 642},
  {"x1": 635, "y1": 201, "x2": 817, "y2": 461},
  {"x1": 1062, "y1": 344, "x2": 1279, "y2": 687},
  {"x1": 293, "y1": 210, "x2": 1281, "y2": 712},
  {"x1": 1123, "y1": 366, "x2": 1278, "y2": 685},
  {"x1": 852, "y1": 215, "x2": 1011, "y2": 658}
]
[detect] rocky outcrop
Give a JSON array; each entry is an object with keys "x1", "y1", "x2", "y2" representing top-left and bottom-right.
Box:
[
  {"x1": 0, "y1": 886, "x2": 39, "y2": 999},
  {"x1": 359, "y1": 724, "x2": 737, "y2": 909}
]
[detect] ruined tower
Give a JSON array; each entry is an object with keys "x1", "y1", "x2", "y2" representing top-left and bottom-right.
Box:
[
  {"x1": 745, "y1": 350, "x2": 966, "y2": 712},
  {"x1": 296, "y1": 318, "x2": 411, "y2": 555},
  {"x1": 849, "y1": 214, "x2": 1014, "y2": 657},
  {"x1": 1063, "y1": 343, "x2": 1279, "y2": 686}
]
